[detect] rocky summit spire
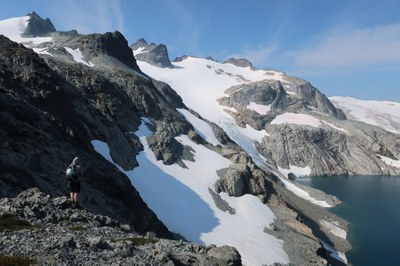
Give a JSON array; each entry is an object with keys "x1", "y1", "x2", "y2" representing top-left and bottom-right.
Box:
[
  {"x1": 131, "y1": 38, "x2": 173, "y2": 68},
  {"x1": 22, "y1": 11, "x2": 56, "y2": 37}
]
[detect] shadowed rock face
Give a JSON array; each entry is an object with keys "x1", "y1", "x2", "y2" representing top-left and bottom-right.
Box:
[
  {"x1": 0, "y1": 33, "x2": 194, "y2": 237},
  {"x1": 22, "y1": 12, "x2": 56, "y2": 37}
]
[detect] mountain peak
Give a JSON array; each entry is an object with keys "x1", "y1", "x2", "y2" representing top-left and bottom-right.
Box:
[
  {"x1": 23, "y1": 11, "x2": 56, "y2": 37},
  {"x1": 131, "y1": 38, "x2": 173, "y2": 68},
  {"x1": 223, "y1": 58, "x2": 254, "y2": 69}
]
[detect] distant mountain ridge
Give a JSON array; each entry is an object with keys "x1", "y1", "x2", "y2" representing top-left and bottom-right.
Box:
[{"x1": 1, "y1": 12, "x2": 399, "y2": 266}]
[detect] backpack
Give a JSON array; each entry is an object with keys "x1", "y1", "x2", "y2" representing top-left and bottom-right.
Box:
[{"x1": 66, "y1": 165, "x2": 75, "y2": 179}]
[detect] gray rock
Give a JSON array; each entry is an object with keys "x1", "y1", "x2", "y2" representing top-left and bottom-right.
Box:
[
  {"x1": 216, "y1": 166, "x2": 247, "y2": 197},
  {"x1": 206, "y1": 245, "x2": 242, "y2": 266},
  {"x1": 131, "y1": 39, "x2": 173, "y2": 68},
  {"x1": 0, "y1": 189, "x2": 243, "y2": 265},
  {"x1": 22, "y1": 12, "x2": 56, "y2": 37},
  {"x1": 224, "y1": 58, "x2": 254, "y2": 69}
]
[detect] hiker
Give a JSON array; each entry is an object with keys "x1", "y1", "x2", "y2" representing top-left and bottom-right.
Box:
[{"x1": 66, "y1": 156, "x2": 82, "y2": 208}]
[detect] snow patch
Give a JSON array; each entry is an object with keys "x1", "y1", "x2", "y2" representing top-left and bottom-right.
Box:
[
  {"x1": 377, "y1": 154, "x2": 400, "y2": 168},
  {"x1": 64, "y1": 47, "x2": 94, "y2": 67},
  {"x1": 247, "y1": 102, "x2": 271, "y2": 115},
  {"x1": 320, "y1": 240, "x2": 348, "y2": 265},
  {"x1": 271, "y1": 113, "x2": 321, "y2": 128},
  {"x1": 322, "y1": 121, "x2": 348, "y2": 134},
  {"x1": 33, "y1": 47, "x2": 53, "y2": 56},
  {"x1": 277, "y1": 167, "x2": 332, "y2": 208},
  {"x1": 278, "y1": 165, "x2": 311, "y2": 178},
  {"x1": 177, "y1": 108, "x2": 221, "y2": 146},
  {"x1": 132, "y1": 46, "x2": 147, "y2": 55},
  {"x1": 320, "y1": 220, "x2": 347, "y2": 239}
]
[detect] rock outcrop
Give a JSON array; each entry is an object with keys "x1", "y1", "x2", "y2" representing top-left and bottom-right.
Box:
[
  {"x1": 217, "y1": 76, "x2": 400, "y2": 176},
  {"x1": 131, "y1": 38, "x2": 173, "y2": 68},
  {"x1": 223, "y1": 58, "x2": 254, "y2": 69},
  {"x1": 22, "y1": 12, "x2": 56, "y2": 37},
  {"x1": 0, "y1": 188, "x2": 242, "y2": 265}
]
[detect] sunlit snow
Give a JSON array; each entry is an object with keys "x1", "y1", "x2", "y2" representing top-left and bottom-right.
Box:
[
  {"x1": 271, "y1": 113, "x2": 321, "y2": 127},
  {"x1": 280, "y1": 178, "x2": 332, "y2": 208},
  {"x1": 330, "y1": 96, "x2": 400, "y2": 134},
  {"x1": 0, "y1": 16, "x2": 53, "y2": 53},
  {"x1": 247, "y1": 102, "x2": 271, "y2": 115},
  {"x1": 64, "y1": 47, "x2": 94, "y2": 67},
  {"x1": 320, "y1": 220, "x2": 347, "y2": 239},
  {"x1": 91, "y1": 119, "x2": 289, "y2": 265},
  {"x1": 278, "y1": 165, "x2": 312, "y2": 178},
  {"x1": 177, "y1": 108, "x2": 221, "y2": 146},
  {"x1": 138, "y1": 57, "x2": 333, "y2": 213},
  {"x1": 377, "y1": 154, "x2": 400, "y2": 168}
]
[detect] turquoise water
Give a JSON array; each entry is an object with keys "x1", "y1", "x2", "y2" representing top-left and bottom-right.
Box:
[{"x1": 297, "y1": 176, "x2": 400, "y2": 266}]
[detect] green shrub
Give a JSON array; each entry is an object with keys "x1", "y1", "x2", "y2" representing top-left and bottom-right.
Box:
[
  {"x1": 112, "y1": 237, "x2": 158, "y2": 246},
  {"x1": 68, "y1": 226, "x2": 88, "y2": 231},
  {"x1": 0, "y1": 255, "x2": 36, "y2": 266},
  {"x1": 0, "y1": 214, "x2": 35, "y2": 232}
]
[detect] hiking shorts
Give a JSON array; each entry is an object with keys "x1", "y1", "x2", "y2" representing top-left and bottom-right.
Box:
[{"x1": 68, "y1": 181, "x2": 81, "y2": 193}]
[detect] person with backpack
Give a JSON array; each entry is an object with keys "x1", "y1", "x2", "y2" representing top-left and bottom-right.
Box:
[{"x1": 66, "y1": 156, "x2": 82, "y2": 209}]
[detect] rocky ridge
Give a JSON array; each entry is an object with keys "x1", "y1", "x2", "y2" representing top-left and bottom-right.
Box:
[
  {"x1": 217, "y1": 76, "x2": 400, "y2": 176},
  {"x1": 22, "y1": 12, "x2": 56, "y2": 37},
  {"x1": 0, "y1": 188, "x2": 241, "y2": 265},
  {"x1": 131, "y1": 38, "x2": 173, "y2": 68}
]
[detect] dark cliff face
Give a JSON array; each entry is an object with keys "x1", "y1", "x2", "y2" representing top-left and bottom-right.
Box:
[
  {"x1": 79, "y1": 31, "x2": 142, "y2": 71},
  {"x1": 0, "y1": 33, "x2": 193, "y2": 237},
  {"x1": 22, "y1": 12, "x2": 56, "y2": 37}
]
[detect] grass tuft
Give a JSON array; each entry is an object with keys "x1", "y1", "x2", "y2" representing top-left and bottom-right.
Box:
[
  {"x1": 0, "y1": 214, "x2": 36, "y2": 232},
  {"x1": 0, "y1": 255, "x2": 37, "y2": 266}
]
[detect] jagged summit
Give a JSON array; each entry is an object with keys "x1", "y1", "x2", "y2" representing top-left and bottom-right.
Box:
[
  {"x1": 23, "y1": 11, "x2": 56, "y2": 37},
  {"x1": 131, "y1": 38, "x2": 173, "y2": 68}
]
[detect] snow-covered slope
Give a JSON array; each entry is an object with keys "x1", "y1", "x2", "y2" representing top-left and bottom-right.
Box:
[
  {"x1": 138, "y1": 57, "x2": 282, "y2": 168},
  {"x1": 137, "y1": 57, "x2": 336, "y2": 203},
  {"x1": 0, "y1": 15, "x2": 53, "y2": 54},
  {"x1": 92, "y1": 118, "x2": 290, "y2": 265},
  {"x1": 330, "y1": 96, "x2": 400, "y2": 134}
]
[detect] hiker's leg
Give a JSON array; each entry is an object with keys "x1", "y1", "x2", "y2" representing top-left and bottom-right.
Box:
[
  {"x1": 70, "y1": 192, "x2": 74, "y2": 202},
  {"x1": 73, "y1": 193, "x2": 78, "y2": 203}
]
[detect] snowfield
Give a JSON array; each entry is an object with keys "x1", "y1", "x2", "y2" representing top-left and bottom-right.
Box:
[
  {"x1": 92, "y1": 118, "x2": 290, "y2": 265},
  {"x1": 330, "y1": 96, "x2": 400, "y2": 134},
  {"x1": 138, "y1": 58, "x2": 337, "y2": 209},
  {"x1": 0, "y1": 16, "x2": 53, "y2": 54}
]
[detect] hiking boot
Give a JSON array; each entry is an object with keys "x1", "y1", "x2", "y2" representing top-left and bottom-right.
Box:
[{"x1": 72, "y1": 202, "x2": 76, "y2": 209}]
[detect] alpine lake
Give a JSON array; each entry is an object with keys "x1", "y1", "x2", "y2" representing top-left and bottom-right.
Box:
[{"x1": 296, "y1": 175, "x2": 400, "y2": 266}]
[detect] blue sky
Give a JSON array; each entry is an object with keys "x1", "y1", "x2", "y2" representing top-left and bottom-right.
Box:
[{"x1": 1, "y1": 0, "x2": 399, "y2": 101}]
